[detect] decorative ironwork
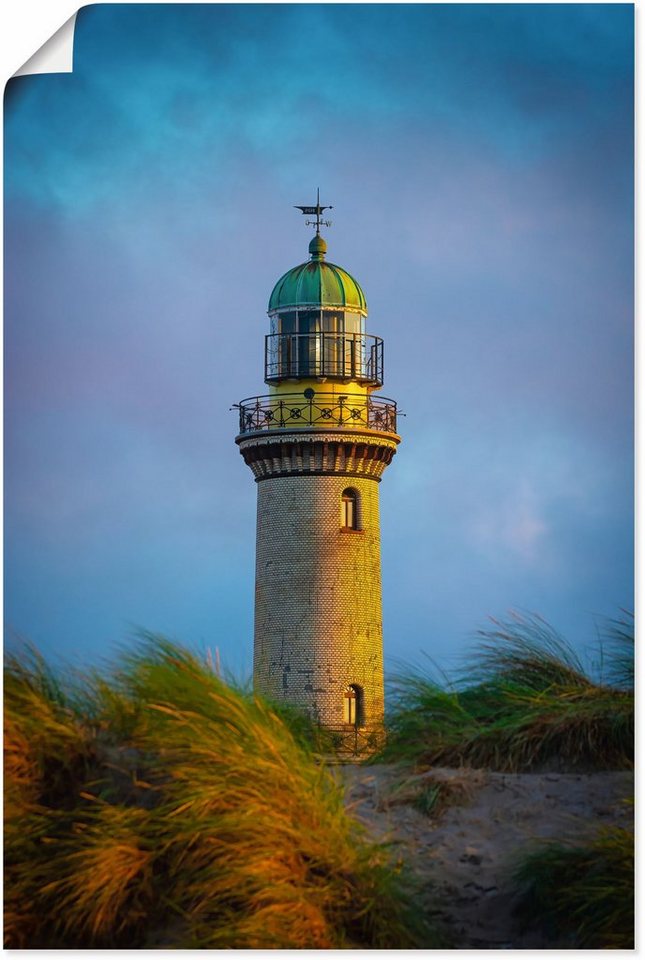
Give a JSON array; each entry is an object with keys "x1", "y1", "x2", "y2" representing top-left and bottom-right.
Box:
[
  {"x1": 294, "y1": 188, "x2": 332, "y2": 233},
  {"x1": 236, "y1": 391, "x2": 397, "y2": 436},
  {"x1": 265, "y1": 332, "x2": 384, "y2": 386},
  {"x1": 323, "y1": 725, "x2": 384, "y2": 758}
]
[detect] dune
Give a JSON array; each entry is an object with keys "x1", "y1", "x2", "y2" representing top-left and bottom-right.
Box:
[{"x1": 340, "y1": 763, "x2": 633, "y2": 948}]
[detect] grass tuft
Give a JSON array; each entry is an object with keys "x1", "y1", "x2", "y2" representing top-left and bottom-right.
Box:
[
  {"x1": 513, "y1": 825, "x2": 634, "y2": 948},
  {"x1": 40, "y1": 803, "x2": 155, "y2": 942},
  {"x1": 380, "y1": 612, "x2": 633, "y2": 772},
  {"x1": 383, "y1": 768, "x2": 485, "y2": 819}
]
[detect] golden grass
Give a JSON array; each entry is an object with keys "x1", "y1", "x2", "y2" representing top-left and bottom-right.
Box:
[
  {"x1": 40, "y1": 804, "x2": 154, "y2": 941},
  {"x1": 4, "y1": 634, "x2": 441, "y2": 949}
]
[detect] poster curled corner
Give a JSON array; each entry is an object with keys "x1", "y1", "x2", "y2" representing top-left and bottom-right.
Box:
[{"x1": 13, "y1": 13, "x2": 78, "y2": 78}]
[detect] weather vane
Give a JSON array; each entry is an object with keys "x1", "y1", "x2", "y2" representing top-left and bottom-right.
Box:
[{"x1": 294, "y1": 188, "x2": 333, "y2": 234}]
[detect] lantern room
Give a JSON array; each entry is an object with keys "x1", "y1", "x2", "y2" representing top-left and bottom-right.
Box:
[{"x1": 265, "y1": 232, "x2": 383, "y2": 386}]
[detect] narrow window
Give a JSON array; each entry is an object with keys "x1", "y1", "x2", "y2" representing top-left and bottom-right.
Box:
[
  {"x1": 322, "y1": 311, "x2": 342, "y2": 377},
  {"x1": 297, "y1": 309, "x2": 321, "y2": 377},
  {"x1": 277, "y1": 312, "x2": 296, "y2": 377},
  {"x1": 341, "y1": 488, "x2": 358, "y2": 530},
  {"x1": 343, "y1": 685, "x2": 363, "y2": 726},
  {"x1": 343, "y1": 687, "x2": 356, "y2": 725}
]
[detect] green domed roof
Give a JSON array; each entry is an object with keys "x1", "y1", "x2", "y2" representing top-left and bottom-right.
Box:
[{"x1": 268, "y1": 234, "x2": 367, "y2": 315}]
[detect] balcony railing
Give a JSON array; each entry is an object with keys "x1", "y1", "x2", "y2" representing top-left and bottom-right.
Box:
[
  {"x1": 236, "y1": 391, "x2": 397, "y2": 436},
  {"x1": 265, "y1": 332, "x2": 383, "y2": 386}
]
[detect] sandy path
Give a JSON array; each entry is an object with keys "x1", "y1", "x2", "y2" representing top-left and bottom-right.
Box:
[{"x1": 339, "y1": 764, "x2": 633, "y2": 948}]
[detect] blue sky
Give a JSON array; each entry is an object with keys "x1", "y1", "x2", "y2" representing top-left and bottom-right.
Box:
[{"x1": 4, "y1": 4, "x2": 633, "y2": 678}]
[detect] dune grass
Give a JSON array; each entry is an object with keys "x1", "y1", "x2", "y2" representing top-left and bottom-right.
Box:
[
  {"x1": 4, "y1": 634, "x2": 442, "y2": 949},
  {"x1": 381, "y1": 768, "x2": 486, "y2": 821},
  {"x1": 380, "y1": 612, "x2": 633, "y2": 772},
  {"x1": 513, "y1": 825, "x2": 634, "y2": 948}
]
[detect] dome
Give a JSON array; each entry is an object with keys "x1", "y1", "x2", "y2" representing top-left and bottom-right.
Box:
[{"x1": 268, "y1": 234, "x2": 367, "y2": 315}]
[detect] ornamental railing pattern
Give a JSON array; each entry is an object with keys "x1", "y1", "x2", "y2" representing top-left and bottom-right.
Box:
[
  {"x1": 265, "y1": 333, "x2": 383, "y2": 386},
  {"x1": 323, "y1": 725, "x2": 385, "y2": 758},
  {"x1": 236, "y1": 391, "x2": 397, "y2": 436}
]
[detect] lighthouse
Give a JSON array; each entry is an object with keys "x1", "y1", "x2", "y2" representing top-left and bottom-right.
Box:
[{"x1": 235, "y1": 195, "x2": 400, "y2": 753}]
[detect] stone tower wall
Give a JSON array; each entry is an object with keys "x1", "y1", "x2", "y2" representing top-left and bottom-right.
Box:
[{"x1": 253, "y1": 472, "x2": 385, "y2": 730}]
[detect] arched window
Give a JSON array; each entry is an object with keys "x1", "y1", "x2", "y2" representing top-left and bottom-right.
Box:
[
  {"x1": 343, "y1": 684, "x2": 363, "y2": 727},
  {"x1": 341, "y1": 488, "x2": 358, "y2": 530}
]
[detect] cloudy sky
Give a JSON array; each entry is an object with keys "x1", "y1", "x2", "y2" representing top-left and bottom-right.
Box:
[{"x1": 4, "y1": 4, "x2": 633, "y2": 678}]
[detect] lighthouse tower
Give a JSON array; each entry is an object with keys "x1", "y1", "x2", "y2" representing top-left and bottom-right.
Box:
[{"x1": 235, "y1": 196, "x2": 400, "y2": 752}]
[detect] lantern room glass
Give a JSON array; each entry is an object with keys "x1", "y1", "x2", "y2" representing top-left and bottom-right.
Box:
[{"x1": 268, "y1": 309, "x2": 368, "y2": 381}]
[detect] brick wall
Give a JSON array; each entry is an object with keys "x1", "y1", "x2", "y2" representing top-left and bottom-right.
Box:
[{"x1": 253, "y1": 472, "x2": 385, "y2": 732}]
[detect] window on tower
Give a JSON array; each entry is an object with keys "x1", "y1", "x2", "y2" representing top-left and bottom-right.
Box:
[
  {"x1": 271, "y1": 312, "x2": 294, "y2": 377},
  {"x1": 343, "y1": 311, "x2": 364, "y2": 335},
  {"x1": 343, "y1": 685, "x2": 364, "y2": 726},
  {"x1": 322, "y1": 311, "x2": 343, "y2": 377},
  {"x1": 321, "y1": 311, "x2": 342, "y2": 333},
  {"x1": 297, "y1": 310, "x2": 320, "y2": 376},
  {"x1": 277, "y1": 312, "x2": 296, "y2": 334},
  {"x1": 341, "y1": 488, "x2": 359, "y2": 530}
]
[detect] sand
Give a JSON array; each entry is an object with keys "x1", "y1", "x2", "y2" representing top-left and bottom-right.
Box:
[{"x1": 339, "y1": 764, "x2": 633, "y2": 949}]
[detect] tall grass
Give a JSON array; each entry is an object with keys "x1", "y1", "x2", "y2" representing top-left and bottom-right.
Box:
[
  {"x1": 513, "y1": 826, "x2": 634, "y2": 948},
  {"x1": 380, "y1": 612, "x2": 634, "y2": 771},
  {"x1": 597, "y1": 611, "x2": 634, "y2": 690},
  {"x1": 4, "y1": 635, "x2": 441, "y2": 949}
]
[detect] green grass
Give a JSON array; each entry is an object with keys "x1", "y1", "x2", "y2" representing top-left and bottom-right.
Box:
[
  {"x1": 412, "y1": 783, "x2": 443, "y2": 817},
  {"x1": 4, "y1": 634, "x2": 442, "y2": 949},
  {"x1": 379, "y1": 612, "x2": 634, "y2": 772},
  {"x1": 513, "y1": 826, "x2": 634, "y2": 948}
]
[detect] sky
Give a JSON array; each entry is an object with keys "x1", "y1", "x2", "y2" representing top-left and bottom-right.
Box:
[{"x1": 4, "y1": 3, "x2": 634, "y2": 680}]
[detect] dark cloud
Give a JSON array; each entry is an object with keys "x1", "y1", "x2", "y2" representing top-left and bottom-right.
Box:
[{"x1": 4, "y1": 4, "x2": 633, "y2": 671}]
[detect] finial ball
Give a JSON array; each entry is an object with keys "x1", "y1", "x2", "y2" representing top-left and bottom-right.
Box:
[{"x1": 309, "y1": 234, "x2": 327, "y2": 260}]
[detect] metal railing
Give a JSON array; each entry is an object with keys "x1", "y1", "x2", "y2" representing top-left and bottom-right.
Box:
[
  {"x1": 323, "y1": 725, "x2": 384, "y2": 758},
  {"x1": 236, "y1": 391, "x2": 397, "y2": 436},
  {"x1": 265, "y1": 332, "x2": 384, "y2": 386}
]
